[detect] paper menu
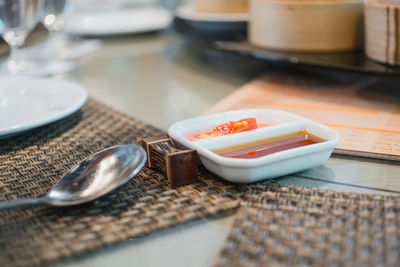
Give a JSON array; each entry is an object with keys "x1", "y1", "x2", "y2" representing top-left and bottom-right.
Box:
[{"x1": 204, "y1": 72, "x2": 400, "y2": 161}]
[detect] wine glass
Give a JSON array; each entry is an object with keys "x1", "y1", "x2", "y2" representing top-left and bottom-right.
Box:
[
  {"x1": 41, "y1": 0, "x2": 70, "y2": 57},
  {"x1": 32, "y1": 0, "x2": 101, "y2": 62},
  {"x1": 0, "y1": 0, "x2": 42, "y2": 75}
]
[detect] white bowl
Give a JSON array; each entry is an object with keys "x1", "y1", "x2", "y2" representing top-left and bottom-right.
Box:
[{"x1": 168, "y1": 109, "x2": 339, "y2": 183}]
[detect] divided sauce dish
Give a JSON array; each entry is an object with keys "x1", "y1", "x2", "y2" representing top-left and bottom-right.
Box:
[{"x1": 168, "y1": 109, "x2": 339, "y2": 183}]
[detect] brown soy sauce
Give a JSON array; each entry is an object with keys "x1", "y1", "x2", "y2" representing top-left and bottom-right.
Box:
[{"x1": 213, "y1": 129, "x2": 327, "y2": 159}]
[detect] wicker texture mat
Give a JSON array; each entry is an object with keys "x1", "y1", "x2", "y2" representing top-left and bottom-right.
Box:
[
  {"x1": 216, "y1": 185, "x2": 400, "y2": 267},
  {"x1": 0, "y1": 99, "x2": 242, "y2": 267},
  {"x1": 2, "y1": 99, "x2": 400, "y2": 267}
]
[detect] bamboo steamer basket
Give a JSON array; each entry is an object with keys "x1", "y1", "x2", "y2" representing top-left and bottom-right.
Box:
[
  {"x1": 249, "y1": 0, "x2": 364, "y2": 52},
  {"x1": 365, "y1": 0, "x2": 400, "y2": 65},
  {"x1": 194, "y1": 0, "x2": 249, "y2": 13}
]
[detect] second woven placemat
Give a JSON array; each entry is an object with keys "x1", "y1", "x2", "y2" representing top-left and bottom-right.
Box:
[
  {"x1": 0, "y1": 99, "x2": 243, "y2": 267},
  {"x1": 216, "y1": 185, "x2": 400, "y2": 266}
]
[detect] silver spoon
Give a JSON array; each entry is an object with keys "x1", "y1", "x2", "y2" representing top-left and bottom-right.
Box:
[{"x1": 0, "y1": 144, "x2": 147, "y2": 210}]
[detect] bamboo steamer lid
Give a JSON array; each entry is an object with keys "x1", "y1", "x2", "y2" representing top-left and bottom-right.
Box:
[
  {"x1": 249, "y1": 0, "x2": 364, "y2": 52},
  {"x1": 365, "y1": 0, "x2": 400, "y2": 65},
  {"x1": 194, "y1": 0, "x2": 249, "y2": 13}
]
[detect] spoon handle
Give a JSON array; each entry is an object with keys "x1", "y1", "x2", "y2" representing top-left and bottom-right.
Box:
[{"x1": 0, "y1": 198, "x2": 45, "y2": 210}]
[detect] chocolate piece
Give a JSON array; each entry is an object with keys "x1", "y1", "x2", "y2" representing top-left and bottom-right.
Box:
[{"x1": 138, "y1": 135, "x2": 199, "y2": 188}]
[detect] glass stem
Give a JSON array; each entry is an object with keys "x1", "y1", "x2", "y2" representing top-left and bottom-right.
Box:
[
  {"x1": 48, "y1": 29, "x2": 58, "y2": 42},
  {"x1": 49, "y1": 30, "x2": 62, "y2": 46},
  {"x1": 9, "y1": 44, "x2": 18, "y2": 63},
  {"x1": 6, "y1": 44, "x2": 21, "y2": 74}
]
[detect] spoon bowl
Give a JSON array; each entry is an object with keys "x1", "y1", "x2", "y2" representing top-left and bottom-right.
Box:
[{"x1": 0, "y1": 144, "x2": 147, "y2": 210}]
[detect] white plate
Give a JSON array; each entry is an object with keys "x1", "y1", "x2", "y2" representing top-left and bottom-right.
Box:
[
  {"x1": 65, "y1": 8, "x2": 173, "y2": 36},
  {"x1": 0, "y1": 77, "x2": 87, "y2": 138},
  {"x1": 168, "y1": 109, "x2": 339, "y2": 183},
  {"x1": 175, "y1": 4, "x2": 249, "y2": 22}
]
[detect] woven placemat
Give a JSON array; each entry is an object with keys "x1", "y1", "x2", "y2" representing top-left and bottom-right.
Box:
[
  {"x1": 216, "y1": 185, "x2": 400, "y2": 266},
  {"x1": 0, "y1": 99, "x2": 243, "y2": 267},
  {"x1": 3, "y1": 98, "x2": 400, "y2": 267}
]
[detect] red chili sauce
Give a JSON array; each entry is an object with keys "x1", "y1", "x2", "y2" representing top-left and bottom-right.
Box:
[
  {"x1": 213, "y1": 130, "x2": 327, "y2": 159},
  {"x1": 187, "y1": 118, "x2": 271, "y2": 141}
]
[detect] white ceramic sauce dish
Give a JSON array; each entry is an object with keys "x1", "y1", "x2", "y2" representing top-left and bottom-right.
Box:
[{"x1": 168, "y1": 109, "x2": 339, "y2": 183}]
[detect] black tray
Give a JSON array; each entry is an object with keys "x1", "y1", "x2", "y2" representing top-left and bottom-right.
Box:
[
  {"x1": 214, "y1": 41, "x2": 400, "y2": 76},
  {"x1": 173, "y1": 17, "x2": 247, "y2": 41}
]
